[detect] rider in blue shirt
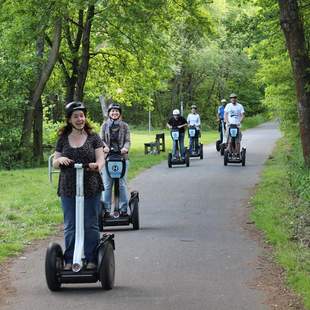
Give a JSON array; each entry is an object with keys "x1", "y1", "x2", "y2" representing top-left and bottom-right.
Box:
[{"x1": 217, "y1": 99, "x2": 227, "y2": 141}]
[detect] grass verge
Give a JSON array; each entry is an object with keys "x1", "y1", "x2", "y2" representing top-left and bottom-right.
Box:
[{"x1": 250, "y1": 137, "x2": 310, "y2": 309}]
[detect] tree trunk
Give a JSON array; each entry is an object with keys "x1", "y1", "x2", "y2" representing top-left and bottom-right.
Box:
[
  {"x1": 75, "y1": 5, "x2": 95, "y2": 101},
  {"x1": 20, "y1": 18, "x2": 62, "y2": 152},
  {"x1": 33, "y1": 34, "x2": 45, "y2": 163},
  {"x1": 278, "y1": 0, "x2": 310, "y2": 166},
  {"x1": 33, "y1": 97, "x2": 43, "y2": 163}
]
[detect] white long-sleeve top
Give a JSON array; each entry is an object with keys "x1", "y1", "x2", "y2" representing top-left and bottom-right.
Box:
[{"x1": 187, "y1": 113, "x2": 201, "y2": 127}]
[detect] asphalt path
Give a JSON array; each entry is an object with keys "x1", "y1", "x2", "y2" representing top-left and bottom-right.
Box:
[{"x1": 1, "y1": 122, "x2": 281, "y2": 310}]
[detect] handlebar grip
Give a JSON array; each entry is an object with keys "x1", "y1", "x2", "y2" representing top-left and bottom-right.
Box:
[{"x1": 59, "y1": 163, "x2": 90, "y2": 169}]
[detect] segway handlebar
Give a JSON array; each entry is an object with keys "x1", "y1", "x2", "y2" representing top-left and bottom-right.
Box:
[{"x1": 59, "y1": 162, "x2": 91, "y2": 169}]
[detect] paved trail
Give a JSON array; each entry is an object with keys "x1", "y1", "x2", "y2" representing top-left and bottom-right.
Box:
[{"x1": 1, "y1": 122, "x2": 281, "y2": 310}]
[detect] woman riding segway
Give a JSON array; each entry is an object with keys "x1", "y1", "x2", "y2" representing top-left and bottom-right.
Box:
[
  {"x1": 46, "y1": 101, "x2": 115, "y2": 291},
  {"x1": 100, "y1": 102, "x2": 131, "y2": 219}
]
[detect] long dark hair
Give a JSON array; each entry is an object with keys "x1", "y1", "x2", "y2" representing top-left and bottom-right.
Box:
[{"x1": 57, "y1": 116, "x2": 93, "y2": 136}]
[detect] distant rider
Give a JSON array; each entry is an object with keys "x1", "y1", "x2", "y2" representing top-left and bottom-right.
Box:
[
  {"x1": 187, "y1": 104, "x2": 201, "y2": 153},
  {"x1": 217, "y1": 99, "x2": 227, "y2": 142},
  {"x1": 224, "y1": 93, "x2": 245, "y2": 157},
  {"x1": 167, "y1": 109, "x2": 187, "y2": 159}
]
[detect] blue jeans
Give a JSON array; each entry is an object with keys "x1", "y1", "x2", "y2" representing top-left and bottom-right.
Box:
[
  {"x1": 102, "y1": 161, "x2": 129, "y2": 213},
  {"x1": 172, "y1": 132, "x2": 185, "y2": 158},
  {"x1": 61, "y1": 195, "x2": 100, "y2": 264},
  {"x1": 189, "y1": 136, "x2": 198, "y2": 152}
]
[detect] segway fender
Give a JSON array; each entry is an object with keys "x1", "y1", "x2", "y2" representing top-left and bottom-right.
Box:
[{"x1": 129, "y1": 191, "x2": 139, "y2": 204}]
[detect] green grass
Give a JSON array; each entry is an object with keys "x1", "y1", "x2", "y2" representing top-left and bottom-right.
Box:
[
  {"x1": 242, "y1": 114, "x2": 270, "y2": 130},
  {"x1": 250, "y1": 138, "x2": 310, "y2": 309}
]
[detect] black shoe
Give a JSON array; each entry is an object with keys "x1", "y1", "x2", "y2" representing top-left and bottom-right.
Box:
[
  {"x1": 86, "y1": 262, "x2": 97, "y2": 270},
  {"x1": 104, "y1": 211, "x2": 111, "y2": 219},
  {"x1": 120, "y1": 211, "x2": 128, "y2": 217}
]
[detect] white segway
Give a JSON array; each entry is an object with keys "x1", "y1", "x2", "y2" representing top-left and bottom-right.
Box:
[{"x1": 45, "y1": 160, "x2": 115, "y2": 291}]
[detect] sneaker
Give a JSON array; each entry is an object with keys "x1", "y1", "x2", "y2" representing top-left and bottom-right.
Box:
[
  {"x1": 104, "y1": 211, "x2": 111, "y2": 219},
  {"x1": 86, "y1": 262, "x2": 97, "y2": 270},
  {"x1": 120, "y1": 211, "x2": 128, "y2": 217},
  {"x1": 64, "y1": 263, "x2": 72, "y2": 271}
]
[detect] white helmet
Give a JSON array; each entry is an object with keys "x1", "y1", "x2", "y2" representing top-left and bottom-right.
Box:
[
  {"x1": 221, "y1": 99, "x2": 227, "y2": 103},
  {"x1": 172, "y1": 109, "x2": 180, "y2": 115}
]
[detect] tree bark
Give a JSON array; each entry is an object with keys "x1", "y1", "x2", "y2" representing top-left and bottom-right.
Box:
[
  {"x1": 75, "y1": 5, "x2": 95, "y2": 101},
  {"x1": 20, "y1": 18, "x2": 62, "y2": 152},
  {"x1": 33, "y1": 97, "x2": 43, "y2": 163},
  {"x1": 32, "y1": 34, "x2": 45, "y2": 163},
  {"x1": 278, "y1": 0, "x2": 310, "y2": 166}
]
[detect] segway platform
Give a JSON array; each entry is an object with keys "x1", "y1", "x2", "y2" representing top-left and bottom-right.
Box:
[
  {"x1": 224, "y1": 147, "x2": 246, "y2": 166},
  {"x1": 168, "y1": 152, "x2": 190, "y2": 168}
]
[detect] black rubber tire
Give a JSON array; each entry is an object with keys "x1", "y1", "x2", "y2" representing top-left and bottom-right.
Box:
[
  {"x1": 131, "y1": 198, "x2": 140, "y2": 230},
  {"x1": 99, "y1": 242, "x2": 115, "y2": 290},
  {"x1": 224, "y1": 150, "x2": 228, "y2": 166},
  {"x1": 45, "y1": 243, "x2": 63, "y2": 291},
  {"x1": 98, "y1": 201, "x2": 104, "y2": 232},
  {"x1": 186, "y1": 151, "x2": 190, "y2": 167},
  {"x1": 241, "y1": 148, "x2": 246, "y2": 166},
  {"x1": 220, "y1": 144, "x2": 225, "y2": 156},
  {"x1": 216, "y1": 140, "x2": 221, "y2": 151},
  {"x1": 200, "y1": 144, "x2": 203, "y2": 159},
  {"x1": 168, "y1": 153, "x2": 172, "y2": 168}
]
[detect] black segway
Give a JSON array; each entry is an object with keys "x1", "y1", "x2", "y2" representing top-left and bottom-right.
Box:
[
  {"x1": 223, "y1": 125, "x2": 246, "y2": 166},
  {"x1": 168, "y1": 128, "x2": 190, "y2": 168},
  {"x1": 188, "y1": 126, "x2": 203, "y2": 159},
  {"x1": 45, "y1": 163, "x2": 115, "y2": 291},
  {"x1": 100, "y1": 150, "x2": 140, "y2": 230},
  {"x1": 216, "y1": 120, "x2": 226, "y2": 156}
]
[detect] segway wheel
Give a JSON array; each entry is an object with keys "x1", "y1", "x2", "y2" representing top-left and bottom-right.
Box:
[
  {"x1": 131, "y1": 197, "x2": 140, "y2": 230},
  {"x1": 99, "y1": 242, "x2": 115, "y2": 290},
  {"x1": 168, "y1": 153, "x2": 172, "y2": 168},
  {"x1": 98, "y1": 201, "x2": 104, "y2": 232},
  {"x1": 200, "y1": 144, "x2": 203, "y2": 159},
  {"x1": 45, "y1": 243, "x2": 63, "y2": 291},
  {"x1": 220, "y1": 144, "x2": 225, "y2": 156},
  {"x1": 224, "y1": 150, "x2": 228, "y2": 166},
  {"x1": 185, "y1": 150, "x2": 190, "y2": 167},
  {"x1": 216, "y1": 140, "x2": 221, "y2": 152},
  {"x1": 241, "y1": 148, "x2": 246, "y2": 166}
]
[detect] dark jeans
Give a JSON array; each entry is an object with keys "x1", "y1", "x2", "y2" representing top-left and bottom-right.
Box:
[
  {"x1": 189, "y1": 130, "x2": 200, "y2": 152},
  {"x1": 172, "y1": 132, "x2": 185, "y2": 158},
  {"x1": 61, "y1": 195, "x2": 100, "y2": 264},
  {"x1": 218, "y1": 121, "x2": 226, "y2": 142}
]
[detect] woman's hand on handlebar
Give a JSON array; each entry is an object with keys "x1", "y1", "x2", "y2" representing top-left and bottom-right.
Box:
[
  {"x1": 88, "y1": 162, "x2": 100, "y2": 172},
  {"x1": 120, "y1": 147, "x2": 128, "y2": 154},
  {"x1": 103, "y1": 146, "x2": 110, "y2": 153},
  {"x1": 57, "y1": 157, "x2": 73, "y2": 166}
]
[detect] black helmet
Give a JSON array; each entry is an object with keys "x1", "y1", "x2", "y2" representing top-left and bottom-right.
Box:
[
  {"x1": 108, "y1": 103, "x2": 122, "y2": 114},
  {"x1": 65, "y1": 101, "x2": 87, "y2": 118}
]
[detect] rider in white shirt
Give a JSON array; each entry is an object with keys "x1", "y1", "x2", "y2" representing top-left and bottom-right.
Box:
[
  {"x1": 187, "y1": 105, "x2": 201, "y2": 153},
  {"x1": 187, "y1": 104, "x2": 201, "y2": 128},
  {"x1": 224, "y1": 93, "x2": 245, "y2": 156}
]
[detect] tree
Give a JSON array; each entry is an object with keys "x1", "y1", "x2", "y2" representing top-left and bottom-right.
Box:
[
  {"x1": 278, "y1": 0, "x2": 310, "y2": 166},
  {"x1": 20, "y1": 18, "x2": 62, "y2": 162}
]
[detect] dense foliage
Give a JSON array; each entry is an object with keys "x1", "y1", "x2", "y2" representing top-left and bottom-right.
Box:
[
  {"x1": 0, "y1": 0, "x2": 308, "y2": 168},
  {"x1": 0, "y1": 0, "x2": 266, "y2": 168}
]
